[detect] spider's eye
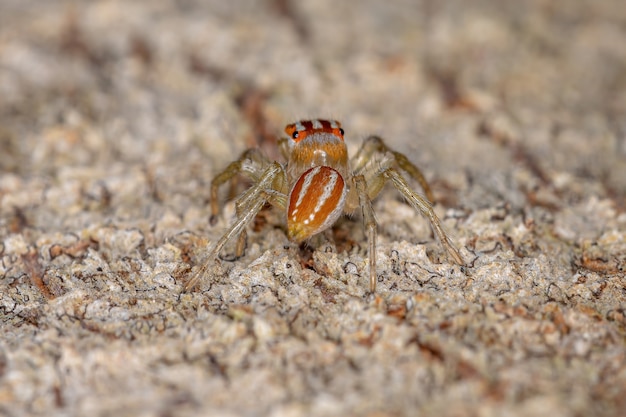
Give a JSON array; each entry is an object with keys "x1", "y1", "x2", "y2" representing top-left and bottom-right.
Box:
[
  {"x1": 339, "y1": 128, "x2": 345, "y2": 136},
  {"x1": 292, "y1": 131, "x2": 299, "y2": 139}
]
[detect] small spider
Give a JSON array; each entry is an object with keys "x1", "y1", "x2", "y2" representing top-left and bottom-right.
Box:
[{"x1": 185, "y1": 119, "x2": 464, "y2": 292}]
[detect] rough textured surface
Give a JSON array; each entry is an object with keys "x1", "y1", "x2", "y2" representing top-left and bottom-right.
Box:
[{"x1": 1, "y1": 1, "x2": 625, "y2": 416}]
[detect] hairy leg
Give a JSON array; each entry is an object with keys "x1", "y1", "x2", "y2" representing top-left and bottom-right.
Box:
[
  {"x1": 349, "y1": 147, "x2": 463, "y2": 273},
  {"x1": 383, "y1": 168, "x2": 463, "y2": 265},
  {"x1": 353, "y1": 175, "x2": 378, "y2": 292},
  {"x1": 210, "y1": 148, "x2": 270, "y2": 225},
  {"x1": 233, "y1": 185, "x2": 288, "y2": 258},
  {"x1": 351, "y1": 135, "x2": 435, "y2": 202},
  {"x1": 186, "y1": 162, "x2": 287, "y2": 291}
]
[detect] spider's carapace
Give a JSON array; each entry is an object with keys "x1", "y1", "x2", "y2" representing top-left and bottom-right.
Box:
[
  {"x1": 186, "y1": 119, "x2": 464, "y2": 293},
  {"x1": 283, "y1": 120, "x2": 349, "y2": 182}
]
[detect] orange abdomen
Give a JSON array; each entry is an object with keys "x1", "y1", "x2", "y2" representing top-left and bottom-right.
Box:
[{"x1": 287, "y1": 166, "x2": 347, "y2": 242}]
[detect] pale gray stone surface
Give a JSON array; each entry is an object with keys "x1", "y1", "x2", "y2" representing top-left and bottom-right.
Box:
[{"x1": 1, "y1": 1, "x2": 625, "y2": 416}]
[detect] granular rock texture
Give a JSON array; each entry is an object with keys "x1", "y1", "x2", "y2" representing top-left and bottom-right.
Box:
[{"x1": 1, "y1": 1, "x2": 625, "y2": 416}]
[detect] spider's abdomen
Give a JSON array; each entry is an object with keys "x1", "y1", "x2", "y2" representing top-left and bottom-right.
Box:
[{"x1": 287, "y1": 166, "x2": 347, "y2": 242}]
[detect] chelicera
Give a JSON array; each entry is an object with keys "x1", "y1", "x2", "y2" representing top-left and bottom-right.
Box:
[{"x1": 185, "y1": 119, "x2": 464, "y2": 292}]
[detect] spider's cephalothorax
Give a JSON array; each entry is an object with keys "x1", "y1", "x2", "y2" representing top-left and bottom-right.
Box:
[
  {"x1": 284, "y1": 119, "x2": 348, "y2": 179},
  {"x1": 187, "y1": 119, "x2": 464, "y2": 293}
]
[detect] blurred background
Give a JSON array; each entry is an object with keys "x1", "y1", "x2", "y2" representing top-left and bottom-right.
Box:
[{"x1": 1, "y1": 0, "x2": 624, "y2": 200}]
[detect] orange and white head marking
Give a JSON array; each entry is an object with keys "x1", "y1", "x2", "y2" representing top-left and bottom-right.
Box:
[{"x1": 285, "y1": 119, "x2": 344, "y2": 143}]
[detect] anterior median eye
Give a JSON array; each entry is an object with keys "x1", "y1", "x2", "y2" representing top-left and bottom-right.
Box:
[{"x1": 292, "y1": 131, "x2": 299, "y2": 139}]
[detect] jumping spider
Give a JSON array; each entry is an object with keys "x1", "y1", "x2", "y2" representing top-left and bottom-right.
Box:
[{"x1": 185, "y1": 119, "x2": 464, "y2": 292}]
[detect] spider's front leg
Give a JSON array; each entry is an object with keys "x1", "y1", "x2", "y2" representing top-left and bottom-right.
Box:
[{"x1": 185, "y1": 162, "x2": 287, "y2": 291}]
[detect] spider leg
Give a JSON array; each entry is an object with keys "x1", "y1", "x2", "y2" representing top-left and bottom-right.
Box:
[
  {"x1": 353, "y1": 175, "x2": 378, "y2": 292},
  {"x1": 351, "y1": 136, "x2": 434, "y2": 202},
  {"x1": 233, "y1": 184, "x2": 287, "y2": 258},
  {"x1": 186, "y1": 162, "x2": 287, "y2": 291},
  {"x1": 346, "y1": 144, "x2": 463, "y2": 287},
  {"x1": 383, "y1": 168, "x2": 464, "y2": 265},
  {"x1": 210, "y1": 148, "x2": 271, "y2": 225}
]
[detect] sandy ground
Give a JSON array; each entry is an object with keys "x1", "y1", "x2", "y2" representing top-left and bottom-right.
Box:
[{"x1": 1, "y1": 1, "x2": 625, "y2": 416}]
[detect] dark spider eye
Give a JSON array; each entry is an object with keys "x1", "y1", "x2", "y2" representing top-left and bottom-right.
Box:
[
  {"x1": 339, "y1": 128, "x2": 345, "y2": 136},
  {"x1": 292, "y1": 131, "x2": 299, "y2": 139}
]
